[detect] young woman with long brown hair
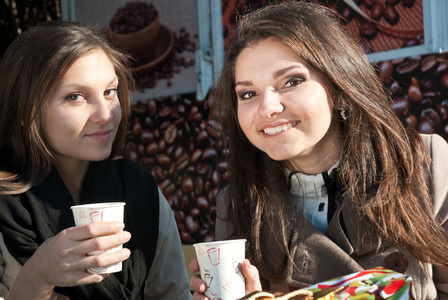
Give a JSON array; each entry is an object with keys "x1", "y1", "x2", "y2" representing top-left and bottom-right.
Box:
[
  {"x1": 0, "y1": 21, "x2": 192, "y2": 300},
  {"x1": 190, "y1": 1, "x2": 448, "y2": 299}
]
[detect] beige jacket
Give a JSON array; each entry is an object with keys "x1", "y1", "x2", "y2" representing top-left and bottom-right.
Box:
[{"x1": 216, "y1": 134, "x2": 448, "y2": 300}]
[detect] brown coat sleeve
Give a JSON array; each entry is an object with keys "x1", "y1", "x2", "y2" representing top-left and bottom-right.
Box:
[{"x1": 423, "y1": 134, "x2": 448, "y2": 299}]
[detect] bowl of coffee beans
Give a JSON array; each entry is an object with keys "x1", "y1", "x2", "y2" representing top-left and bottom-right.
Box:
[{"x1": 107, "y1": 2, "x2": 160, "y2": 64}]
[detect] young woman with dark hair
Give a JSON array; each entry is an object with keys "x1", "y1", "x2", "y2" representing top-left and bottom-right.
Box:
[{"x1": 190, "y1": 2, "x2": 448, "y2": 299}]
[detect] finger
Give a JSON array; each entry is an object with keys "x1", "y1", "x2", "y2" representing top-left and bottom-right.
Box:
[
  {"x1": 241, "y1": 259, "x2": 262, "y2": 293},
  {"x1": 50, "y1": 266, "x2": 110, "y2": 287},
  {"x1": 190, "y1": 274, "x2": 207, "y2": 293},
  {"x1": 189, "y1": 258, "x2": 199, "y2": 272},
  {"x1": 193, "y1": 292, "x2": 210, "y2": 300},
  {"x1": 76, "y1": 231, "x2": 131, "y2": 254},
  {"x1": 66, "y1": 222, "x2": 125, "y2": 241},
  {"x1": 64, "y1": 272, "x2": 109, "y2": 287},
  {"x1": 75, "y1": 248, "x2": 131, "y2": 272}
]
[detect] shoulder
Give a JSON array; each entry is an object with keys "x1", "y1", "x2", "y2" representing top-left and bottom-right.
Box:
[
  {"x1": 420, "y1": 134, "x2": 448, "y2": 177},
  {"x1": 420, "y1": 133, "x2": 448, "y2": 155},
  {"x1": 420, "y1": 134, "x2": 448, "y2": 221}
]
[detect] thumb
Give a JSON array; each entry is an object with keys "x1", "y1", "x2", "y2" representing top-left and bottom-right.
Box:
[{"x1": 240, "y1": 259, "x2": 262, "y2": 293}]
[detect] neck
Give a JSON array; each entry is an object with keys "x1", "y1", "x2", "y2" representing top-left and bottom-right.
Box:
[
  {"x1": 286, "y1": 121, "x2": 342, "y2": 175},
  {"x1": 53, "y1": 159, "x2": 89, "y2": 204}
]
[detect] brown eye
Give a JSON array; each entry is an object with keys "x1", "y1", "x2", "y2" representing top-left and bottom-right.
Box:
[
  {"x1": 65, "y1": 94, "x2": 81, "y2": 101},
  {"x1": 104, "y1": 88, "x2": 118, "y2": 98},
  {"x1": 284, "y1": 77, "x2": 304, "y2": 88},
  {"x1": 238, "y1": 91, "x2": 257, "y2": 100}
]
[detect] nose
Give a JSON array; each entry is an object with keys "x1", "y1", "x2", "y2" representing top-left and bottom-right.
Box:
[
  {"x1": 90, "y1": 96, "x2": 115, "y2": 124},
  {"x1": 258, "y1": 90, "x2": 284, "y2": 118}
]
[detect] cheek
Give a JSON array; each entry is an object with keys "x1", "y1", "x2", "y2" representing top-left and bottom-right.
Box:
[
  {"x1": 113, "y1": 101, "x2": 122, "y2": 122},
  {"x1": 237, "y1": 106, "x2": 249, "y2": 132}
]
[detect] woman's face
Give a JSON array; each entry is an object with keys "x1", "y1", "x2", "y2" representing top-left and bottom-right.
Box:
[
  {"x1": 42, "y1": 48, "x2": 122, "y2": 168},
  {"x1": 235, "y1": 38, "x2": 341, "y2": 173}
]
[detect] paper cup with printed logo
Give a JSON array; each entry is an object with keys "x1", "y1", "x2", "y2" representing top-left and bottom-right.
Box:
[
  {"x1": 70, "y1": 202, "x2": 126, "y2": 274},
  {"x1": 193, "y1": 239, "x2": 246, "y2": 300}
]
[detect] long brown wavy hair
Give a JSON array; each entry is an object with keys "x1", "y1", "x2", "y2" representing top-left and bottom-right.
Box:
[
  {"x1": 211, "y1": 1, "x2": 448, "y2": 278},
  {"x1": 0, "y1": 21, "x2": 133, "y2": 194}
]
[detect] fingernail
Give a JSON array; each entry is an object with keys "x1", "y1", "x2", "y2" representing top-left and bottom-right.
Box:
[
  {"x1": 123, "y1": 231, "x2": 131, "y2": 240},
  {"x1": 116, "y1": 222, "x2": 125, "y2": 230},
  {"x1": 122, "y1": 249, "x2": 131, "y2": 259}
]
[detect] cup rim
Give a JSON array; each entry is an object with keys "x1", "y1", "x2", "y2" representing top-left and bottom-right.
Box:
[
  {"x1": 70, "y1": 202, "x2": 126, "y2": 210},
  {"x1": 193, "y1": 239, "x2": 246, "y2": 247}
]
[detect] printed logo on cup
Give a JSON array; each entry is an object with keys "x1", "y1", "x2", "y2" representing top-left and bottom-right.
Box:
[{"x1": 194, "y1": 239, "x2": 246, "y2": 300}]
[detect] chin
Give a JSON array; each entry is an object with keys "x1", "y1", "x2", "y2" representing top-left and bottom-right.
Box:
[
  {"x1": 90, "y1": 150, "x2": 113, "y2": 161},
  {"x1": 266, "y1": 152, "x2": 292, "y2": 162}
]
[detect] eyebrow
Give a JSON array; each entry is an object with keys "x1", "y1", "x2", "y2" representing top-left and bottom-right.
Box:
[
  {"x1": 235, "y1": 65, "x2": 303, "y2": 88},
  {"x1": 59, "y1": 77, "x2": 119, "y2": 90}
]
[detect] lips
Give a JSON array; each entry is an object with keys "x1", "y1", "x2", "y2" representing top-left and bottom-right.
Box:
[
  {"x1": 263, "y1": 121, "x2": 299, "y2": 136},
  {"x1": 86, "y1": 130, "x2": 113, "y2": 141}
]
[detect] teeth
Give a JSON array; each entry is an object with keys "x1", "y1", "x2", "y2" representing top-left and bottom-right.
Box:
[{"x1": 263, "y1": 121, "x2": 298, "y2": 136}]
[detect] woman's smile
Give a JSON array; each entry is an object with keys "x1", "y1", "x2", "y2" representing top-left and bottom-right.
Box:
[{"x1": 262, "y1": 121, "x2": 299, "y2": 136}]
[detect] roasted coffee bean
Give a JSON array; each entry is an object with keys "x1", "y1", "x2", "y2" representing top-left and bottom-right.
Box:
[
  {"x1": 396, "y1": 58, "x2": 420, "y2": 75},
  {"x1": 406, "y1": 115, "x2": 418, "y2": 128},
  {"x1": 176, "y1": 153, "x2": 189, "y2": 170},
  {"x1": 164, "y1": 124, "x2": 177, "y2": 143},
  {"x1": 190, "y1": 149, "x2": 203, "y2": 164},
  {"x1": 418, "y1": 120, "x2": 435, "y2": 134},
  {"x1": 420, "y1": 108, "x2": 442, "y2": 129},
  {"x1": 141, "y1": 130, "x2": 154, "y2": 145},
  {"x1": 384, "y1": 5, "x2": 399, "y2": 25},
  {"x1": 359, "y1": 22, "x2": 378, "y2": 39},
  {"x1": 157, "y1": 154, "x2": 171, "y2": 167},
  {"x1": 341, "y1": 7, "x2": 354, "y2": 23},
  {"x1": 379, "y1": 61, "x2": 394, "y2": 84},
  {"x1": 407, "y1": 85, "x2": 422, "y2": 103},
  {"x1": 420, "y1": 55, "x2": 437, "y2": 73},
  {"x1": 390, "y1": 97, "x2": 410, "y2": 117},
  {"x1": 182, "y1": 176, "x2": 194, "y2": 193},
  {"x1": 147, "y1": 99, "x2": 157, "y2": 117},
  {"x1": 370, "y1": 2, "x2": 384, "y2": 21},
  {"x1": 202, "y1": 148, "x2": 217, "y2": 162},
  {"x1": 196, "y1": 196, "x2": 209, "y2": 210},
  {"x1": 435, "y1": 62, "x2": 448, "y2": 76},
  {"x1": 441, "y1": 73, "x2": 448, "y2": 88},
  {"x1": 437, "y1": 104, "x2": 448, "y2": 121},
  {"x1": 389, "y1": 81, "x2": 403, "y2": 96}
]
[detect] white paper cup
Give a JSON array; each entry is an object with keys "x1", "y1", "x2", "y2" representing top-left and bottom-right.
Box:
[
  {"x1": 193, "y1": 239, "x2": 246, "y2": 300},
  {"x1": 70, "y1": 202, "x2": 126, "y2": 274}
]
